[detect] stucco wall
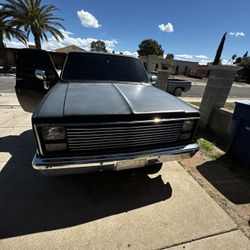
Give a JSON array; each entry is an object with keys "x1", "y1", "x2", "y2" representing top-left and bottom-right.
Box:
[
  {"x1": 139, "y1": 55, "x2": 198, "y2": 75},
  {"x1": 208, "y1": 108, "x2": 233, "y2": 143},
  {"x1": 174, "y1": 60, "x2": 198, "y2": 75}
]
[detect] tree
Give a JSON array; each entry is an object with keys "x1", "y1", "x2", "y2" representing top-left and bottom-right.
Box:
[
  {"x1": 166, "y1": 53, "x2": 174, "y2": 59},
  {"x1": 4, "y1": 0, "x2": 65, "y2": 49},
  {"x1": 212, "y1": 32, "x2": 227, "y2": 65},
  {"x1": 239, "y1": 57, "x2": 250, "y2": 82},
  {"x1": 234, "y1": 52, "x2": 250, "y2": 82},
  {"x1": 231, "y1": 54, "x2": 237, "y2": 62},
  {"x1": 233, "y1": 51, "x2": 249, "y2": 65},
  {"x1": 234, "y1": 56, "x2": 242, "y2": 65},
  {"x1": 0, "y1": 7, "x2": 26, "y2": 69},
  {"x1": 90, "y1": 40, "x2": 107, "y2": 52},
  {"x1": 243, "y1": 51, "x2": 248, "y2": 58},
  {"x1": 137, "y1": 39, "x2": 164, "y2": 56}
]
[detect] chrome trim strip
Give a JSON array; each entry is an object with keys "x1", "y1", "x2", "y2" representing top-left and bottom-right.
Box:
[
  {"x1": 67, "y1": 132, "x2": 179, "y2": 139},
  {"x1": 66, "y1": 124, "x2": 183, "y2": 131},
  {"x1": 34, "y1": 117, "x2": 199, "y2": 127},
  {"x1": 33, "y1": 125, "x2": 44, "y2": 156},
  {"x1": 32, "y1": 143, "x2": 199, "y2": 173}
]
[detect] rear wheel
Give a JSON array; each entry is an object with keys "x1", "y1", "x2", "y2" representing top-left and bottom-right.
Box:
[{"x1": 174, "y1": 87, "x2": 183, "y2": 96}]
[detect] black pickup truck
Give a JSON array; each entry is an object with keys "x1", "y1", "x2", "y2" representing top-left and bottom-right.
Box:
[
  {"x1": 149, "y1": 72, "x2": 192, "y2": 96},
  {"x1": 15, "y1": 49, "x2": 199, "y2": 175},
  {"x1": 167, "y1": 79, "x2": 192, "y2": 96}
]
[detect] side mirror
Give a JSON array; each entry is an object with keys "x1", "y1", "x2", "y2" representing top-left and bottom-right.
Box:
[
  {"x1": 35, "y1": 69, "x2": 50, "y2": 90},
  {"x1": 150, "y1": 75, "x2": 157, "y2": 84}
]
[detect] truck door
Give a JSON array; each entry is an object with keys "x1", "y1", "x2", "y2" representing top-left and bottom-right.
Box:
[{"x1": 15, "y1": 49, "x2": 59, "y2": 112}]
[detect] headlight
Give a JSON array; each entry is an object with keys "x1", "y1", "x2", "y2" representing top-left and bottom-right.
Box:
[
  {"x1": 41, "y1": 126, "x2": 65, "y2": 140},
  {"x1": 182, "y1": 120, "x2": 195, "y2": 132}
]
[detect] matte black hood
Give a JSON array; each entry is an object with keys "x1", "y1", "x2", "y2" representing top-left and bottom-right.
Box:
[{"x1": 34, "y1": 82, "x2": 199, "y2": 121}]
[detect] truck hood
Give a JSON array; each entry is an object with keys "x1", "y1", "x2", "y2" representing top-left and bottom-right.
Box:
[{"x1": 34, "y1": 82, "x2": 198, "y2": 120}]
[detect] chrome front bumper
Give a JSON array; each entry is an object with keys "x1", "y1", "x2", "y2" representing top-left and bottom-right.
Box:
[{"x1": 32, "y1": 143, "x2": 199, "y2": 175}]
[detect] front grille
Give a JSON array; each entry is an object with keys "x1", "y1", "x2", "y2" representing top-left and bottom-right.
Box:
[{"x1": 66, "y1": 120, "x2": 183, "y2": 155}]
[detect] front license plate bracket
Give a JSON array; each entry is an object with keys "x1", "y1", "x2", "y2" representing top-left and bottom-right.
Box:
[{"x1": 116, "y1": 158, "x2": 146, "y2": 170}]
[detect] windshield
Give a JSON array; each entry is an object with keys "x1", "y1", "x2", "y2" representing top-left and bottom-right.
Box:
[{"x1": 62, "y1": 53, "x2": 149, "y2": 82}]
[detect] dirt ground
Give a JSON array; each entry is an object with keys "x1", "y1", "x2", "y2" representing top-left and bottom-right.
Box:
[{"x1": 180, "y1": 151, "x2": 250, "y2": 238}]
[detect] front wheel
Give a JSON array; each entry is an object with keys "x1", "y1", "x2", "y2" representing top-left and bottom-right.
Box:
[{"x1": 174, "y1": 87, "x2": 183, "y2": 96}]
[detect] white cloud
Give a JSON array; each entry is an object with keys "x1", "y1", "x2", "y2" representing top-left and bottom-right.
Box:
[
  {"x1": 122, "y1": 51, "x2": 138, "y2": 57},
  {"x1": 221, "y1": 59, "x2": 233, "y2": 65},
  {"x1": 63, "y1": 30, "x2": 74, "y2": 35},
  {"x1": 4, "y1": 29, "x2": 118, "y2": 52},
  {"x1": 4, "y1": 39, "x2": 32, "y2": 48},
  {"x1": 198, "y1": 60, "x2": 210, "y2": 65},
  {"x1": 195, "y1": 55, "x2": 208, "y2": 59},
  {"x1": 43, "y1": 30, "x2": 117, "y2": 52},
  {"x1": 229, "y1": 32, "x2": 245, "y2": 37},
  {"x1": 159, "y1": 23, "x2": 174, "y2": 33},
  {"x1": 174, "y1": 54, "x2": 210, "y2": 63},
  {"x1": 175, "y1": 54, "x2": 193, "y2": 60},
  {"x1": 77, "y1": 10, "x2": 101, "y2": 28}
]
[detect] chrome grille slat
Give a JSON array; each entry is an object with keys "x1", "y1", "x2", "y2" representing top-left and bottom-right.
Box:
[
  {"x1": 67, "y1": 127, "x2": 182, "y2": 136},
  {"x1": 66, "y1": 121, "x2": 183, "y2": 153},
  {"x1": 68, "y1": 138, "x2": 179, "y2": 150},
  {"x1": 69, "y1": 137, "x2": 178, "y2": 147},
  {"x1": 68, "y1": 135, "x2": 179, "y2": 145},
  {"x1": 66, "y1": 123, "x2": 182, "y2": 132},
  {"x1": 67, "y1": 131, "x2": 180, "y2": 140}
]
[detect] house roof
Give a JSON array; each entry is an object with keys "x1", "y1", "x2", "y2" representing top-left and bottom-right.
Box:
[{"x1": 55, "y1": 45, "x2": 85, "y2": 53}]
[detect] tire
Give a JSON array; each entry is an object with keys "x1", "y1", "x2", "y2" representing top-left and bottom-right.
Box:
[{"x1": 174, "y1": 87, "x2": 183, "y2": 96}]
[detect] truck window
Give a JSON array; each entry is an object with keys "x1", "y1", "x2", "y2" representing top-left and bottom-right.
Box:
[{"x1": 62, "y1": 53, "x2": 149, "y2": 83}]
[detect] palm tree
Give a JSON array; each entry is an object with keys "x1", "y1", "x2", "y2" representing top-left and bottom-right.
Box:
[
  {"x1": 4, "y1": 0, "x2": 65, "y2": 49},
  {"x1": 0, "y1": 7, "x2": 26, "y2": 69},
  {"x1": 212, "y1": 32, "x2": 227, "y2": 65}
]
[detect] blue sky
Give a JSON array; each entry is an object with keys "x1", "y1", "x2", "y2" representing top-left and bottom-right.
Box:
[{"x1": 3, "y1": 0, "x2": 250, "y2": 64}]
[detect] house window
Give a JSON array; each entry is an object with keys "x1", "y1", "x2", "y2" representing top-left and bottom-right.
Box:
[
  {"x1": 155, "y1": 63, "x2": 159, "y2": 71},
  {"x1": 162, "y1": 63, "x2": 168, "y2": 70}
]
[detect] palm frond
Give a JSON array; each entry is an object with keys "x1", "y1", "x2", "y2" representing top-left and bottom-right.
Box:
[
  {"x1": 0, "y1": 7, "x2": 27, "y2": 46},
  {"x1": 3, "y1": 0, "x2": 65, "y2": 49}
]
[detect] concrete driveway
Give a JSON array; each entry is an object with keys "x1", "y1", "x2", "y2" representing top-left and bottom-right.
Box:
[{"x1": 0, "y1": 107, "x2": 249, "y2": 250}]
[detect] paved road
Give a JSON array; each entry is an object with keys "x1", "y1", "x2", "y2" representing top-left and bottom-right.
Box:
[
  {"x1": 0, "y1": 76, "x2": 16, "y2": 93},
  {"x1": 183, "y1": 84, "x2": 250, "y2": 98},
  {"x1": 1, "y1": 76, "x2": 250, "y2": 98}
]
